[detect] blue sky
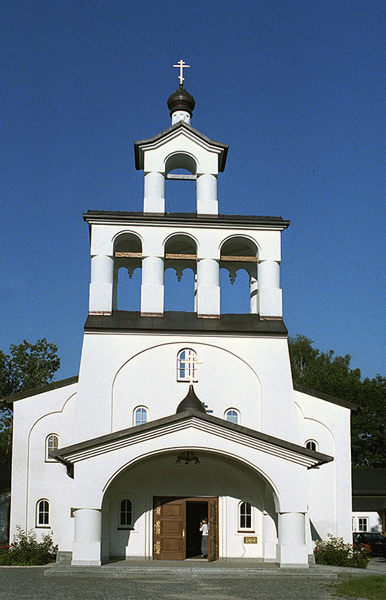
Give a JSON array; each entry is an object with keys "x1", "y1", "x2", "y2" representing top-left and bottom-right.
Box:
[{"x1": 1, "y1": 0, "x2": 384, "y2": 380}]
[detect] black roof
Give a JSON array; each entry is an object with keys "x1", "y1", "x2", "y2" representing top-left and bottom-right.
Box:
[
  {"x1": 53, "y1": 406, "x2": 333, "y2": 467},
  {"x1": 83, "y1": 211, "x2": 290, "y2": 229},
  {"x1": 352, "y1": 467, "x2": 386, "y2": 511},
  {"x1": 293, "y1": 383, "x2": 357, "y2": 411},
  {"x1": 134, "y1": 120, "x2": 229, "y2": 171},
  {"x1": 84, "y1": 311, "x2": 288, "y2": 336},
  {"x1": 5, "y1": 376, "x2": 79, "y2": 404}
]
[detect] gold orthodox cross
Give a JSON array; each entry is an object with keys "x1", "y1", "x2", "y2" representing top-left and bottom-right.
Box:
[
  {"x1": 179, "y1": 353, "x2": 202, "y2": 383},
  {"x1": 173, "y1": 59, "x2": 190, "y2": 85}
]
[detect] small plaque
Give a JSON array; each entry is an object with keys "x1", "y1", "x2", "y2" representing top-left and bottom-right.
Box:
[{"x1": 244, "y1": 536, "x2": 257, "y2": 544}]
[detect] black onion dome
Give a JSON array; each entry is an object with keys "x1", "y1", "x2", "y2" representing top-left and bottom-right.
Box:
[
  {"x1": 176, "y1": 385, "x2": 205, "y2": 414},
  {"x1": 167, "y1": 85, "x2": 196, "y2": 117}
]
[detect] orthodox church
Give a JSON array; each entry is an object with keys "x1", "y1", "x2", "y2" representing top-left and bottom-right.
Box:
[{"x1": 9, "y1": 63, "x2": 353, "y2": 567}]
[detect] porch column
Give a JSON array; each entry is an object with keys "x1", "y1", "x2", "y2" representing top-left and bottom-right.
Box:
[
  {"x1": 144, "y1": 172, "x2": 165, "y2": 214},
  {"x1": 262, "y1": 511, "x2": 277, "y2": 561},
  {"x1": 257, "y1": 260, "x2": 282, "y2": 318},
  {"x1": 197, "y1": 258, "x2": 220, "y2": 317},
  {"x1": 72, "y1": 508, "x2": 102, "y2": 566},
  {"x1": 141, "y1": 255, "x2": 164, "y2": 315},
  {"x1": 89, "y1": 254, "x2": 114, "y2": 314},
  {"x1": 278, "y1": 512, "x2": 308, "y2": 567}
]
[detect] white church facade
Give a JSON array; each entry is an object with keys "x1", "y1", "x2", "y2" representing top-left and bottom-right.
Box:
[{"x1": 9, "y1": 70, "x2": 353, "y2": 567}]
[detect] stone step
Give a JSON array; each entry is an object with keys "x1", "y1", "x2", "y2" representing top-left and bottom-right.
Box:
[{"x1": 45, "y1": 564, "x2": 339, "y2": 579}]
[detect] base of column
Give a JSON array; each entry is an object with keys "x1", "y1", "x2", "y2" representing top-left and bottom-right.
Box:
[
  {"x1": 71, "y1": 559, "x2": 102, "y2": 566},
  {"x1": 278, "y1": 543, "x2": 308, "y2": 568}
]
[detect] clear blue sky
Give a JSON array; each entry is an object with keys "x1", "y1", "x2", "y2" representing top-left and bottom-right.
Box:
[{"x1": 1, "y1": 0, "x2": 384, "y2": 380}]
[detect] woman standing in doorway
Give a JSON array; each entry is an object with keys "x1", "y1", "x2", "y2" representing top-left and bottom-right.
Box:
[{"x1": 199, "y1": 518, "x2": 208, "y2": 558}]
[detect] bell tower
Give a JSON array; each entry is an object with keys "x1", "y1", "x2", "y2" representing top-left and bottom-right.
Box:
[{"x1": 84, "y1": 62, "x2": 286, "y2": 322}]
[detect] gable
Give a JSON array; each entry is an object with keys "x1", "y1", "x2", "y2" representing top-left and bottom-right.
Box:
[{"x1": 53, "y1": 408, "x2": 333, "y2": 469}]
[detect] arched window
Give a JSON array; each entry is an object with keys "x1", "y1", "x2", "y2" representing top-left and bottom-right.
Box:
[
  {"x1": 36, "y1": 499, "x2": 50, "y2": 527},
  {"x1": 177, "y1": 348, "x2": 198, "y2": 382},
  {"x1": 239, "y1": 501, "x2": 252, "y2": 530},
  {"x1": 305, "y1": 439, "x2": 318, "y2": 451},
  {"x1": 45, "y1": 434, "x2": 59, "y2": 462},
  {"x1": 119, "y1": 499, "x2": 133, "y2": 528},
  {"x1": 225, "y1": 409, "x2": 239, "y2": 424},
  {"x1": 134, "y1": 406, "x2": 148, "y2": 426}
]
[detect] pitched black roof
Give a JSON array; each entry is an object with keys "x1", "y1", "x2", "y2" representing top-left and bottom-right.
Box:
[
  {"x1": 293, "y1": 383, "x2": 357, "y2": 411},
  {"x1": 52, "y1": 407, "x2": 333, "y2": 467},
  {"x1": 134, "y1": 120, "x2": 229, "y2": 171},
  {"x1": 5, "y1": 376, "x2": 79, "y2": 404}
]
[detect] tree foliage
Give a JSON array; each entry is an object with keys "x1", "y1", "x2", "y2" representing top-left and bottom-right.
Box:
[
  {"x1": 289, "y1": 335, "x2": 386, "y2": 468},
  {"x1": 0, "y1": 339, "x2": 60, "y2": 486}
]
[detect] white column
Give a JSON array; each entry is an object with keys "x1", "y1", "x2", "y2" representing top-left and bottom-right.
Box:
[
  {"x1": 144, "y1": 172, "x2": 165, "y2": 214},
  {"x1": 257, "y1": 260, "x2": 282, "y2": 317},
  {"x1": 197, "y1": 258, "x2": 220, "y2": 317},
  {"x1": 249, "y1": 275, "x2": 258, "y2": 314},
  {"x1": 196, "y1": 173, "x2": 218, "y2": 215},
  {"x1": 263, "y1": 511, "x2": 278, "y2": 561},
  {"x1": 141, "y1": 255, "x2": 164, "y2": 315},
  {"x1": 278, "y1": 512, "x2": 308, "y2": 567},
  {"x1": 194, "y1": 272, "x2": 198, "y2": 313},
  {"x1": 72, "y1": 508, "x2": 102, "y2": 566},
  {"x1": 89, "y1": 254, "x2": 114, "y2": 314}
]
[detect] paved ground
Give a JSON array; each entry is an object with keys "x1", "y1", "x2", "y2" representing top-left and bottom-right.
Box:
[{"x1": 0, "y1": 559, "x2": 384, "y2": 600}]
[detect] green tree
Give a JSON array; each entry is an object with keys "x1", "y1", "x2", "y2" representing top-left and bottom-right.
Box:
[
  {"x1": 288, "y1": 335, "x2": 386, "y2": 468},
  {"x1": 0, "y1": 339, "x2": 60, "y2": 486}
]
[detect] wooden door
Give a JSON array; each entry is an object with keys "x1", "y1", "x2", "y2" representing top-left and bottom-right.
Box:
[
  {"x1": 153, "y1": 497, "x2": 186, "y2": 560},
  {"x1": 208, "y1": 498, "x2": 219, "y2": 562}
]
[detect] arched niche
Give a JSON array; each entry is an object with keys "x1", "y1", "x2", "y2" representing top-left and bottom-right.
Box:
[
  {"x1": 165, "y1": 153, "x2": 197, "y2": 213},
  {"x1": 219, "y1": 237, "x2": 258, "y2": 314},
  {"x1": 164, "y1": 234, "x2": 197, "y2": 311},
  {"x1": 113, "y1": 233, "x2": 142, "y2": 311}
]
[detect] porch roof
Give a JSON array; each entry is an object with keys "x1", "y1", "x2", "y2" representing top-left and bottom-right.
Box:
[{"x1": 52, "y1": 408, "x2": 333, "y2": 470}]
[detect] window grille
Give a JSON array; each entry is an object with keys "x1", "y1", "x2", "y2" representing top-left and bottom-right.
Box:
[
  {"x1": 36, "y1": 499, "x2": 50, "y2": 527},
  {"x1": 239, "y1": 501, "x2": 252, "y2": 529},
  {"x1": 358, "y1": 517, "x2": 368, "y2": 532},
  {"x1": 225, "y1": 409, "x2": 238, "y2": 424},
  {"x1": 120, "y1": 499, "x2": 132, "y2": 527},
  {"x1": 134, "y1": 407, "x2": 148, "y2": 426},
  {"x1": 305, "y1": 440, "x2": 317, "y2": 451},
  {"x1": 177, "y1": 348, "x2": 198, "y2": 382},
  {"x1": 45, "y1": 434, "x2": 59, "y2": 461}
]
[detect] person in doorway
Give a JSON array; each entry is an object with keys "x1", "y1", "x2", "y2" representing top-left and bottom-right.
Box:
[{"x1": 199, "y1": 518, "x2": 209, "y2": 558}]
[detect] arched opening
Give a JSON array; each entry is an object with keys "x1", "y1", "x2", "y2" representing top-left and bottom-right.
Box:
[
  {"x1": 164, "y1": 235, "x2": 197, "y2": 312},
  {"x1": 100, "y1": 449, "x2": 278, "y2": 562},
  {"x1": 113, "y1": 233, "x2": 142, "y2": 311},
  {"x1": 220, "y1": 237, "x2": 258, "y2": 314},
  {"x1": 165, "y1": 153, "x2": 197, "y2": 213}
]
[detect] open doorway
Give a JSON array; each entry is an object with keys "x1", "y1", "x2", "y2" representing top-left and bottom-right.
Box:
[{"x1": 186, "y1": 501, "x2": 208, "y2": 559}]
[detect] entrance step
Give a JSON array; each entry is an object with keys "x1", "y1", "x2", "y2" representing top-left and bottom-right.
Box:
[{"x1": 45, "y1": 561, "x2": 340, "y2": 579}]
